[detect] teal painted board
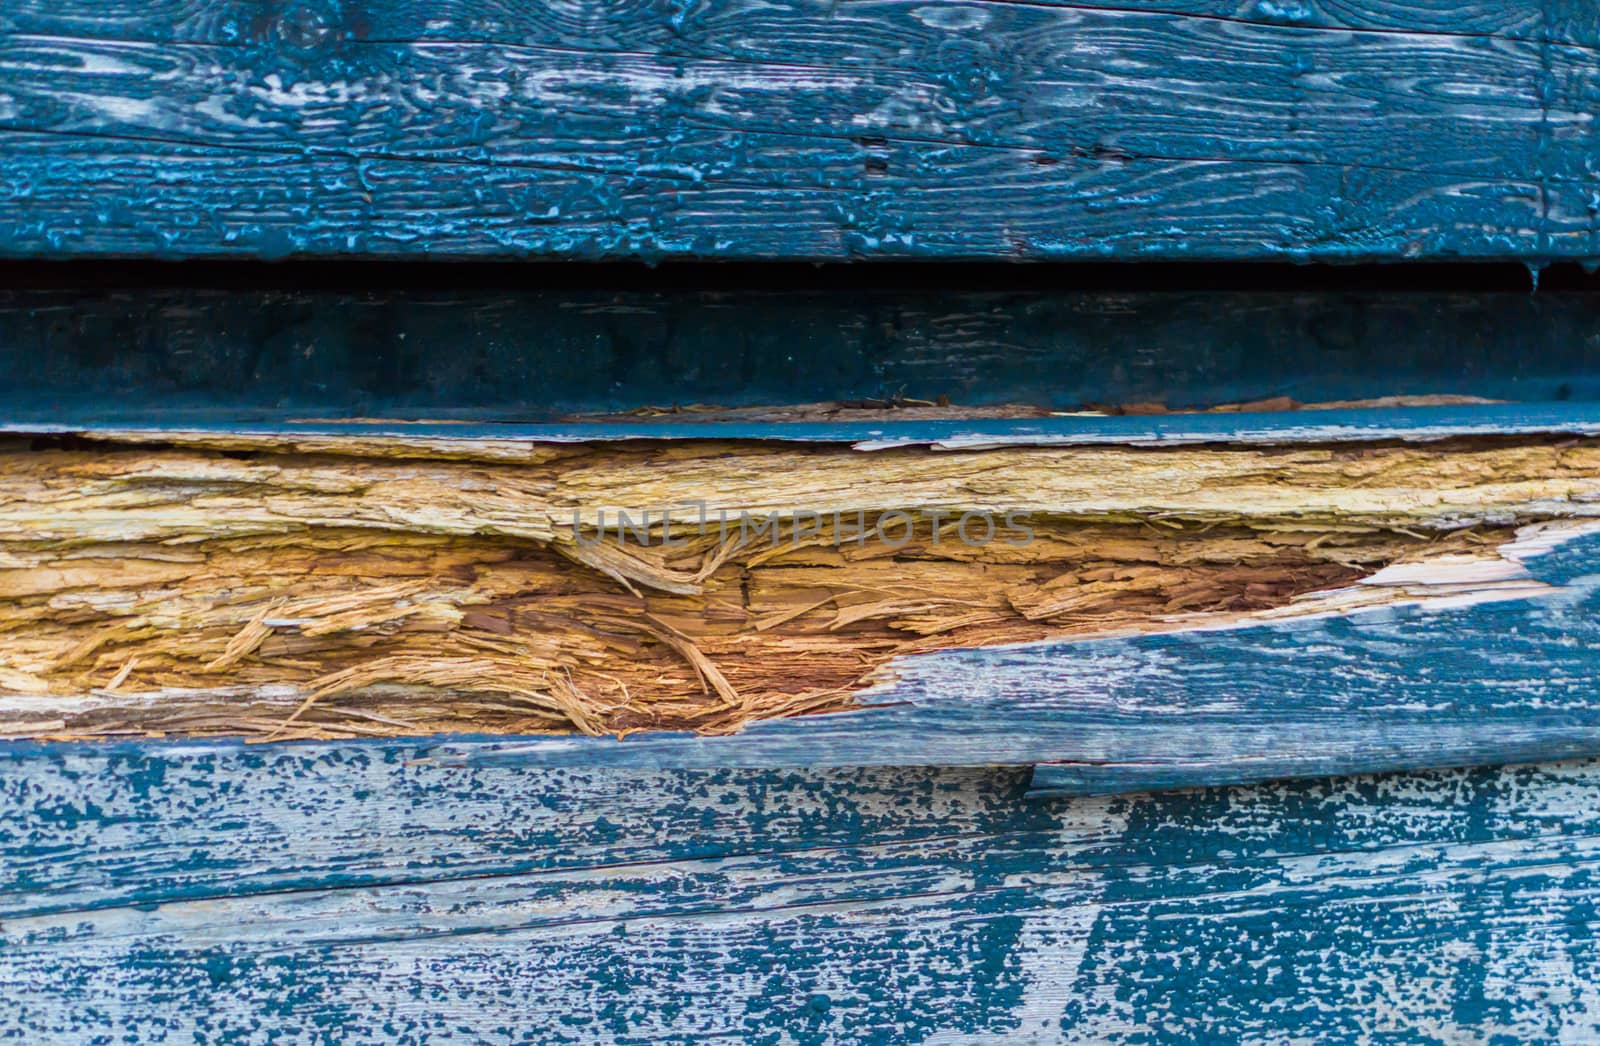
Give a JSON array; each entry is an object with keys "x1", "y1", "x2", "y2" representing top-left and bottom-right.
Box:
[
  {"x1": 5, "y1": 746, "x2": 1600, "y2": 1041},
  {"x1": 0, "y1": 1, "x2": 1598, "y2": 260}
]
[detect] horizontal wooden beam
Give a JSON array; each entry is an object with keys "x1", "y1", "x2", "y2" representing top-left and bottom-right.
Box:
[{"x1": 0, "y1": 1, "x2": 1596, "y2": 260}]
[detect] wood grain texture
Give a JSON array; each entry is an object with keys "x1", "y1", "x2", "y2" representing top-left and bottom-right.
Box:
[
  {"x1": 376, "y1": 522, "x2": 1600, "y2": 788},
  {"x1": 8, "y1": 286, "x2": 1600, "y2": 424},
  {"x1": 5, "y1": 746, "x2": 1600, "y2": 1041},
  {"x1": 8, "y1": 421, "x2": 1600, "y2": 789},
  {"x1": 1, "y1": 0, "x2": 1597, "y2": 259}
]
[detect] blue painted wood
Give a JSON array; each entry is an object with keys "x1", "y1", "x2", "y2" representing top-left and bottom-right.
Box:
[
  {"x1": 5, "y1": 745, "x2": 1600, "y2": 1041},
  {"x1": 0, "y1": 1, "x2": 1596, "y2": 260}
]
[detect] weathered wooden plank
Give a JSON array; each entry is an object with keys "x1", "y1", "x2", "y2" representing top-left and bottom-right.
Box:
[
  {"x1": 5, "y1": 132, "x2": 1575, "y2": 261},
  {"x1": 0, "y1": 15, "x2": 1565, "y2": 178},
  {"x1": 8, "y1": 285, "x2": 1600, "y2": 424},
  {"x1": 2, "y1": 0, "x2": 1585, "y2": 45},
  {"x1": 386, "y1": 523, "x2": 1600, "y2": 787},
  {"x1": 17, "y1": 428, "x2": 1600, "y2": 752},
  {"x1": 5, "y1": 751, "x2": 1600, "y2": 1041},
  {"x1": 6, "y1": 507, "x2": 1600, "y2": 789},
  {"x1": 1, "y1": 1, "x2": 1596, "y2": 259}
]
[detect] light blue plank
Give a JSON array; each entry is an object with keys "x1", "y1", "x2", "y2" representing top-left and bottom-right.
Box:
[{"x1": 5, "y1": 749, "x2": 1600, "y2": 1041}]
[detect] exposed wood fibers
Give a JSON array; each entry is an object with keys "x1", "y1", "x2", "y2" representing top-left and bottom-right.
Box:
[{"x1": 4, "y1": 434, "x2": 1600, "y2": 741}]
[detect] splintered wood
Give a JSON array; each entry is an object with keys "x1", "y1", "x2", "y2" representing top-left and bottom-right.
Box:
[{"x1": 3, "y1": 434, "x2": 1599, "y2": 741}]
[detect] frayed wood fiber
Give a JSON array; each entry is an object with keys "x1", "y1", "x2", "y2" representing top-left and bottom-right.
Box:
[{"x1": 4, "y1": 434, "x2": 1600, "y2": 741}]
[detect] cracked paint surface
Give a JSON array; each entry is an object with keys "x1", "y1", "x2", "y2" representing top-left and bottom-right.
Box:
[{"x1": 0, "y1": 0, "x2": 1596, "y2": 260}]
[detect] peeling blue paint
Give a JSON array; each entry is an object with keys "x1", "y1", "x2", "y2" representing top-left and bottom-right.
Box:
[
  {"x1": 0, "y1": 1, "x2": 1598, "y2": 260},
  {"x1": 6, "y1": 753, "x2": 1600, "y2": 1040}
]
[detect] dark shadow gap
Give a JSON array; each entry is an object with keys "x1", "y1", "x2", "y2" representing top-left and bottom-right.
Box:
[
  {"x1": 5, "y1": 263, "x2": 1600, "y2": 425},
  {"x1": 0, "y1": 259, "x2": 1589, "y2": 294}
]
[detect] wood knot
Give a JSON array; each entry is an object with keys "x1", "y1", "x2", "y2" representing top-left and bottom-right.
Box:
[
  {"x1": 257, "y1": 0, "x2": 363, "y2": 52},
  {"x1": 933, "y1": 38, "x2": 1008, "y2": 100}
]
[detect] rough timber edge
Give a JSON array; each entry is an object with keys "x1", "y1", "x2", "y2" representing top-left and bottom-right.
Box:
[
  {"x1": 10, "y1": 401, "x2": 1600, "y2": 451},
  {"x1": 422, "y1": 519, "x2": 1600, "y2": 772},
  {"x1": 6, "y1": 520, "x2": 1599, "y2": 794}
]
